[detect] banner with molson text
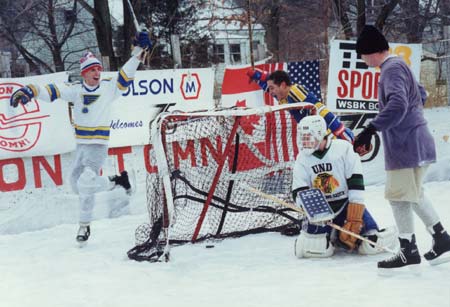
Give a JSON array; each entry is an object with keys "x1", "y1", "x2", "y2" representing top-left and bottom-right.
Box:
[
  {"x1": 0, "y1": 68, "x2": 215, "y2": 159},
  {"x1": 327, "y1": 40, "x2": 422, "y2": 113}
]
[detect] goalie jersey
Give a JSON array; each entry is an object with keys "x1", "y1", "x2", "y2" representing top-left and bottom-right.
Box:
[
  {"x1": 292, "y1": 139, "x2": 364, "y2": 212},
  {"x1": 27, "y1": 56, "x2": 141, "y2": 145}
]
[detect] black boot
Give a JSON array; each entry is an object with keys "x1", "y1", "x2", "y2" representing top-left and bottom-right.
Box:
[
  {"x1": 76, "y1": 224, "x2": 90, "y2": 244},
  {"x1": 424, "y1": 222, "x2": 450, "y2": 265},
  {"x1": 378, "y1": 234, "x2": 421, "y2": 274},
  {"x1": 110, "y1": 171, "x2": 131, "y2": 194}
]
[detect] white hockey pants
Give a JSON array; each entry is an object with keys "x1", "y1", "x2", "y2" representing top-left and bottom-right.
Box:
[{"x1": 70, "y1": 144, "x2": 112, "y2": 224}]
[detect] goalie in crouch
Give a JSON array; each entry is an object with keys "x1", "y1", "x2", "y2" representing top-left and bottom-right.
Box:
[{"x1": 292, "y1": 115, "x2": 397, "y2": 258}]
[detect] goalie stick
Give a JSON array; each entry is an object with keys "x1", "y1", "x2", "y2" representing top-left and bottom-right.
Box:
[{"x1": 245, "y1": 185, "x2": 396, "y2": 254}]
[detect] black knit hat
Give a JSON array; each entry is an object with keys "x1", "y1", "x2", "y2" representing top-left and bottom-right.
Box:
[{"x1": 356, "y1": 25, "x2": 389, "y2": 55}]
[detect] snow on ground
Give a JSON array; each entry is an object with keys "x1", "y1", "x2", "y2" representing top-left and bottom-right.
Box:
[
  {"x1": 1, "y1": 183, "x2": 450, "y2": 307},
  {"x1": 1, "y1": 107, "x2": 450, "y2": 307}
]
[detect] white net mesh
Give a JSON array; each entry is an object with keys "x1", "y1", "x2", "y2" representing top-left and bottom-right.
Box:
[{"x1": 128, "y1": 104, "x2": 314, "y2": 261}]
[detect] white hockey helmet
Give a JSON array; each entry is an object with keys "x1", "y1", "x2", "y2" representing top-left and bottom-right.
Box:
[{"x1": 297, "y1": 115, "x2": 328, "y2": 155}]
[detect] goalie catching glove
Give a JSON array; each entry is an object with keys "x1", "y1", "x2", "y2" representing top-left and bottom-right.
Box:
[
  {"x1": 339, "y1": 202, "x2": 365, "y2": 250},
  {"x1": 10, "y1": 86, "x2": 35, "y2": 108}
]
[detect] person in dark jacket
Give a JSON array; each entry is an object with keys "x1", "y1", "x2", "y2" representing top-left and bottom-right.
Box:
[{"x1": 354, "y1": 25, "x2": 450, "y2": 273}]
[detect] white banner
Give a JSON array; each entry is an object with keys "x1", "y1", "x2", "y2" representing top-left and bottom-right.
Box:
[
  {"x1": 0, "y1": 72, "x2": 74, "y2": 159},
  {"x1": 326, "y1": 40, "x2": 422, "y2": 113},
  {"x1": 0, "y1": 68, "x2": 215, "y2": 159},
  {"x1": 104, "y1": 68, "x2": 215, "y2": 148}
]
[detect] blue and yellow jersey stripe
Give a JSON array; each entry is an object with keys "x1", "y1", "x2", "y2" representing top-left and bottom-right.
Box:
[
  {"x1": 45, "y1": 84, "x2": 61, "y2": 101},
  {"x1": 75, "y1": 125, "x2": 110, "y2": 140},
  {"x1": 27, "y1": 84, "x2": 39, "y2": 97},
  {"x1": 117, "y1": 69, "x2": 134, "y2": 90}
]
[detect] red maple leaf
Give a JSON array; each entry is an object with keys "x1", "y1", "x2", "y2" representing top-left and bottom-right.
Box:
[{"x1": 235, "y1": 100, "x2": 261, "y2": 135}]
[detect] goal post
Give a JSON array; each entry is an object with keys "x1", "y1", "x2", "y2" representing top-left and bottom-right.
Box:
[{"x1": 128, "y1": 103, "x2": 317, "y2": 262}]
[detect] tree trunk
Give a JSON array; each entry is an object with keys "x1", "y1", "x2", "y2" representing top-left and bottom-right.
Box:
[
  {"x1": 375, "y1": 0, "x2": 399, "y2": 31},
  {"x1": 332, "y1": 0, "x2": 353, "y2": 39},
  {"x1": 445, "y1": 26, "x2": 450, "y2": 106},
  {"x1": 122, "y1": 0, "x2": 134, "y2": 62},
  {"x1": 93, "y1": 0, "x2": 117, "y2": 70},
  {"x1": 264, "y1": 3, "x2": 281, "y2": 62},
  {"x1": 356, "y1": 0, "x2": 365, "y2": 35}
]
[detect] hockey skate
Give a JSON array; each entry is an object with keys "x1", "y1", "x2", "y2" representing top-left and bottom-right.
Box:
[
  {"x1": 76, "y1": 224, "x2": 90, "y2": 247},
  {"x1": 423, "y1": 222, "x2": 450, "y2": 266},
  {"x1": 378, "y1": 235, "x2": 421, "y2": 276},
  {"x1": 110, "y1": 170, "x2": 134, "y2": 195}
]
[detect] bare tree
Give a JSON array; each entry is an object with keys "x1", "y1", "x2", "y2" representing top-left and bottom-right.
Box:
[
  {"x1": 77, "y1": 0, "x2": 117, "y2": 70},
  {"x1": 0, "y1": 0, "x2": 96, "y2": 75}
]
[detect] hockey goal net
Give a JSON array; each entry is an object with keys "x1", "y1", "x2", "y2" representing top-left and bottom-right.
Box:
[{"x1": 127, "y1": 103, "x2": 315, "y2": 262}]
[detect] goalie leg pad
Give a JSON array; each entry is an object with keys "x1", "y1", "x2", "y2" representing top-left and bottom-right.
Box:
[
  {"x1": 358, "y1": 226, "x2": 399, "y2": 255},
  {"x1": 295, "y1": 232, "x2": 335, "y2": 258}
]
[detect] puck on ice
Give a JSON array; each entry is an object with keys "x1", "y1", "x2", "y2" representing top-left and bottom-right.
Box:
[{"x1": 205, "y1": 245, "x2": 215, "y2": 248}]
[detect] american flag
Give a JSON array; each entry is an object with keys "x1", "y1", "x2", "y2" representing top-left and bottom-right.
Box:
[{"x1": 288, "y1": 60, "x2": 322, "y2": 101}]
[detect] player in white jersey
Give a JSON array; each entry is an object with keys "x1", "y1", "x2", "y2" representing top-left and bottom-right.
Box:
[
  {"x1": 9, "y1": 31, "x2": 152, "y2": 245},
  {"x1": 292, "y1": 115, "x2": 397, "y2": 258}
]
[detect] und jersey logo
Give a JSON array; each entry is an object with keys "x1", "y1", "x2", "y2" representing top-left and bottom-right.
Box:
[
  {"x1": 311, "y1": 163, "x2": 339, "y2": 194},
  {"x1": 313, "y1": 173, "x2": 340, "y2": 194}
]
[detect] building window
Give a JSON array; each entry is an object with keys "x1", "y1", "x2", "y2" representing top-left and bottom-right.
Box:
[
  {"x1": 230, "y1": 44, "x2": 241, "y2": 63},
  {"x1": 213, "y1": 44, "x2": 225, "y2": 63}
]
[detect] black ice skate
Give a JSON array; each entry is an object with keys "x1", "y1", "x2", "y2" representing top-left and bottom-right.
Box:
[
  {"x1": 76, "y1": 224, "x2": 90, "y2": 246},
  {"x1": 424, "y1": 222, "x2": 450, "y2": 266},
  {"x1": 110, "y1": 171, "x2": 132, "y2": 195},
  {"x1": 378, "y1": 235, "x2": 421, "y2": 275}
]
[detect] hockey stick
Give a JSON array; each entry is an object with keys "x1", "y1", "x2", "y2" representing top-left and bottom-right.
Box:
[
  {"x1": 245, "y1": 185, "x2": 396, "y2": 254},
  {"x1": 125, "y1": 0, "x2": 152, "y2": 66},
  {"x1": 125, "y1": 0, "x2": 141, "y2": 32}
]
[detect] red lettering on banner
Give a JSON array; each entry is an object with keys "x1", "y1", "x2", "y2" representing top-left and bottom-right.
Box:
[
  {"x1": 373, "y1": 73, "x2": 380, "y2": 99},
  {"x1": 32, "y1": 155, "x2": 63, "y2": 188},
  {"x1": 200, "y1": 136, "x2": 222, "y2": 166},
  {"x1": 350, "y1": 71, "x2": 361, "y2": 98},
  {"x1": 337, "y1": 70, "x2": 349, "y2": 98},
  {"x1": 143, "y1": 144, "x2": 158, "y2": 174},
  {"x1": 361, "y1": 72, "x2": 380, "y2": 100},
  {"x1": 0, "y1": 158, "x2": 26, "y2": 192},
  {"x1": 108, "y1": 146, "x2": 132, "y2": 172},
  {"x1": 337, "y1": 70, "x2": 380, "y2": 100},
  {"x1": 173, "y1": 140, "x2": 196, "y2": 169}
]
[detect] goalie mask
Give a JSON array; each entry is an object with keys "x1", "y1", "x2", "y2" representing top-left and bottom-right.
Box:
[{"x1": 297, "y1": 115, "x2": 327, "y2": 155}]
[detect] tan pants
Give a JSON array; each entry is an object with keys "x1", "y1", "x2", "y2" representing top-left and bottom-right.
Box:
[{"x1": 385, "y1": 166, "x2": 428, "y2": 203}]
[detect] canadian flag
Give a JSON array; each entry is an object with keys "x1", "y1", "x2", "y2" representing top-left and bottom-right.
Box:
[{"x1": 221, "y1": 63, "x2": 285, "y2": 108}]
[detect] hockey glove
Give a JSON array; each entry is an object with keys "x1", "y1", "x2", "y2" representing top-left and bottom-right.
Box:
[
  {"x1": 353, "y1": 124, "x2": 376, "y2": 156},
  {"x1": 246, "y1": 68, "x2": 269, "y2": 84},
  {"x1": 339, "y1": 202, "x2": 365, "y2": 250},
  {"x1": 133, "y1": 30, "x2": 152, "y2": 51},
  {"x1": 10, "y1": 86, "x2": 35, "y2": 108}
]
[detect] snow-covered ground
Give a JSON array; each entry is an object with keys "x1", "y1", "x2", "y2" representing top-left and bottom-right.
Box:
[{"x1": 1, "y1": 107, "x2": 450, "y2": 307}]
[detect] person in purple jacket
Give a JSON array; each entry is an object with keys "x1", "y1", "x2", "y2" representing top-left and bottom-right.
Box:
[{"x1": 353, "y1": 25, "x2": 450, "y2": 273}]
